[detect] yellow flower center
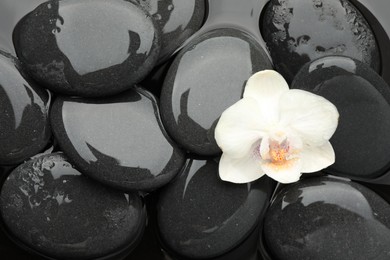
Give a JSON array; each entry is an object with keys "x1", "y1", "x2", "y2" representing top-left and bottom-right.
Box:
[{"x1": 269, "y1": 139, "x2": 290, "y2": 164}]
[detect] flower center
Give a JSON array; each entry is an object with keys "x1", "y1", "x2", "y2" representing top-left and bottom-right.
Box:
[{"x1": 269, "y1": 139, "x2": 290, "y2": 164}]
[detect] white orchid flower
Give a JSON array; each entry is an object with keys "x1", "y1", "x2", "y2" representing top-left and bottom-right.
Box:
[{"x1": 215, "y1": 70, "x2": 339, "y2": 184}]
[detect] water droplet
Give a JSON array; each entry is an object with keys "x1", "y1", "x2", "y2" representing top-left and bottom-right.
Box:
[
  {"x1": 313, "y1": 0, "x2": 323, "y2": 8},
  {"x1": 168, "y1": 4, "x2": 174, "y2": 11}
]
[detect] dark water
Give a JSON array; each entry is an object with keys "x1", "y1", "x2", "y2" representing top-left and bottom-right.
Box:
[{"x1": 1, "y1": 0, "x2": 390, "y2": 259}]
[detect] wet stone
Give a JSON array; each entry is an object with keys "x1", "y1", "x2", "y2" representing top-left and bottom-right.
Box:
[
  {"x1": 0, "y1": 52, "x2": 51, "y2": 165},
  {"x1": 160, "y1": 28, "x2": 272, "y2": 156},
  {"x1": 264, "y1": 176, "x2": 390, "y2": 260},
  {"x1": 0, "y1": 229, "x2": 42, "y2": 260},
  {"x1": 261, "y1": 0, "x2": 380, "y2": 83},
  {"x1": 135, "y1": 0, "x2": 206, "y2": 62},
  {"x1": 349, "y1": 0, "x2": 390, "y2": 87},
  {"x1": 50, "y1": 87, "x2": 185, "y2": 192},
  {"x1": 13, "y1": 0, "x2": 160, "y2": 97},
  {"x1": 0, "y1": 153, "x2": 146, "y2": 260},
  {"x1": 291, "y1": 56, "x2": 390, "y2": 180},
  {"x1": 157, "y1": 158, "x2": 275, "y2": 259}
]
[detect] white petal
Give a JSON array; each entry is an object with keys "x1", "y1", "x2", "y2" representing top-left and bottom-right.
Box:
[
  {"x1": 261, "y1": 159, "x2": 302, "y2": 183},
  {"x1": 219, "y1": 153, "x2": 265, "y2": 183},
  {"x1": 215, "y1": 98, "x2": 265, "y2": 158},
  {"x1": 300, "y1": 141, "x2": 335, "y2": 173},
  {"x1": 279, "y1": 89, "x2": 339, "y2": 146},
  {"x1": 259, "y1": 136, "x2": 270, "y2": 160},
  {"x1": 243, "y1": 70, "x2": 289, "y2": 124}
]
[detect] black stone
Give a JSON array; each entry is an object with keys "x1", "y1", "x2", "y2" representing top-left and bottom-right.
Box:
[
  {"x1": 264, "y1": 176, "x2": 390, "y2": 260},
  {"x1": 261, "y1": 0, "x2": 380, "y2": 83},
  {"x1": 0, "y1": 229, "x2": 42, "y2": 260},
  {"x1": 291, "y1": 56, "x2": 390, "y2": 181},
  {"x1": 160, "y1": 28, "x2": 272, "y2": 156},
  {"x1": 50, "y1": 87, "x2": 185, "y2": 192},
  {"x1": 0, "y1": 153, "x2": 146, "y2": 260},
  {"x1": 0, "y1": 52, "x2": 51, "y2": 165},
  {"x1": 13, "y1": 0, "x2": 160, "y2": 97},
  {"x1": 349, "y1": 0, "x2": 390, "y2": 87},
  {"x1": 135, "y1": 0, "x2": 205, "y2": 63},
  {"x1": 157, "y1": 157, "x2": 275, "y2": 259}
]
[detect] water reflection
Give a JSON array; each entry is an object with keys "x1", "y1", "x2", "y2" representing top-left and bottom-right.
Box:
[
  {"x1": 135, "y1": 0, "x2": 205, "y2": 62},
  {"x1": 157, "y1": 158, "x2": 275, "y2": 259},
  {"x1": 0, "y1": 53, "x2": 51, "y2": 165},
  {"x1": 161, "y1": 28, "x2": 271, "y2": 155},
  {"x1": 264, "y1": 177, "x2": 390, "y2": 260},
  {"x1": 0, "y1": 153, "x2": 146, "y2": 259},
  {"x1": 13, "y1": 0, "x2": 158, "y2": 97},
  {"x1": 0, "y1": 0, "x2": 47, "y2": 54}
]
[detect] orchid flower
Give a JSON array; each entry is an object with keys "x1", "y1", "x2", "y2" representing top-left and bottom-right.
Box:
[{"x1": 215, "y1": 70, "x2": 339, "y2": 184}]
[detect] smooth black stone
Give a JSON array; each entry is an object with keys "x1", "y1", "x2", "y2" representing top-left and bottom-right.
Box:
[
  {"x1": 291, "y1": 56, "x2": 390, "y2": 180},
  {"x1": 160, "y1": 28, "x2": 272, "y2": 156},
  {"x1": 261, "y1": 0, "x2": 380, "y2": 83},
  {"x1": 361, "y1": 182, "x2": 390, "y2": 205},
  {"x1": 264, "y1": 176, "x2": 390, "y2": 260},
  {"x1": 349, "y1": 0, "x2": 390, "y2": 87},
  {"x1": 126, "y1": 194, "x2": 165, "y2": 260},
  {"x1": 141, "y1": 61, "x2": 172, "y2": 98},
  {"x1": 165, "y1": 225, "x2": 263, "y2": 260},
  {"x1": 188, "y1": 0, "x2": 271, "y2": 53},
  {"x1": 13, "y1": 0, "x2": 160, "y2": 97},
  {"x1": 0, "y1": 153, "x2": 146, "y2": 260},
  {"x1": 0, "y1": 229, "x2": 42, "y2": 260},
  {"x1": 0, "y1": 52, "x2": 51, "y2": 165},
  {"x1": 157, "y1": 158, "x2": 275, "y2": 259},
  {"x1": 135, "y1": 0, "x2": 205, "y2": 63},
  {"x1": 50, "y1": 87, "x2": 185, "y2": 192}
]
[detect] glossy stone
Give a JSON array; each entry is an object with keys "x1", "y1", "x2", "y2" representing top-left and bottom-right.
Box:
[
  {"x1": 160, "y1": 28, "x2": 272, "y2": 155},
  {"x1": 262, "y1": 0, "x2": 380, "y2": 83},
  {"x1": 50, "y1": 87, "x2": 185, "y2": 191},
  {"x1": 292, "y1": 56, "x2": 390, "y2": 180},
  {"x1": 157, "y1": 158, "x2": 275, "y2": 259},
  {"x1": 135, "y1": 0, "x2": 205, "y2": 62},
  {"x1": 0, "y1": 153, "x2": 146, "y2": 259},
  {"x1": 0, "y1": 229, "x2": 42, "y2": 260},
  {"x1": 349, "y1": 0, "x2": 390, "y2": 86},
  {"x1": 13, "y1": 0, "x2": 160, "y2": 97},
  {"x1": 0, "y1": 52, "x2": 51, "y2": 165},
  {"x1": 264, "y1": 176, "x2": 390, "y2": 260}
]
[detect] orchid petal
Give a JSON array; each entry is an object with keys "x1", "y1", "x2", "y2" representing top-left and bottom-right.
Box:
[
  {"x1": 259, "y1": 136, "x2": 270, "y2": 160},
  {"x1": 215, "y1": 98, "x2": 265, "y2": 158},
  {"x1": 300, "y1": 141, "x2": 335, "y2": 173},
  {"x1": 279, "y1": 89, "x2": 339, "y2": 146},
  {"x1": 243, "y1": 70, "x2": 289, "y2": 124},
  {"x1": 219, "y1": 153, "x2": 265, "y2": 183},
  {"x1": 261, "y1": 159, "x2": 302, "y2": 183}
]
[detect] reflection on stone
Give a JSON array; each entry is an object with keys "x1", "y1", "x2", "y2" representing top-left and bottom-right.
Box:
[
  {"x1": 160, "y1": 28, "x2": 272, "y2": 155},
  {"x1": 264, "y1": 176, "x2": 390, "y2": 260},
  {"x1": 13, "y1": 0, "x2": 160, "y2": 97},
  {"x1": 262, "y1": 0, "x2": 380, "y2": 83},
  {"x1": 292, "y1": 56, "x2": 390, "y2": 180},
  {"x1": 0, "y1": 153, "x2": 146, "y2": 259},
  {"x1": 157, "y1": 157, "x2": 275, "y2": 259},
  {"x1": 0, "y1": 52, "x2": 51, "y2": 165},
  {"x1": 50, "y1": 87, "x2": 185, "y2": 191}
]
